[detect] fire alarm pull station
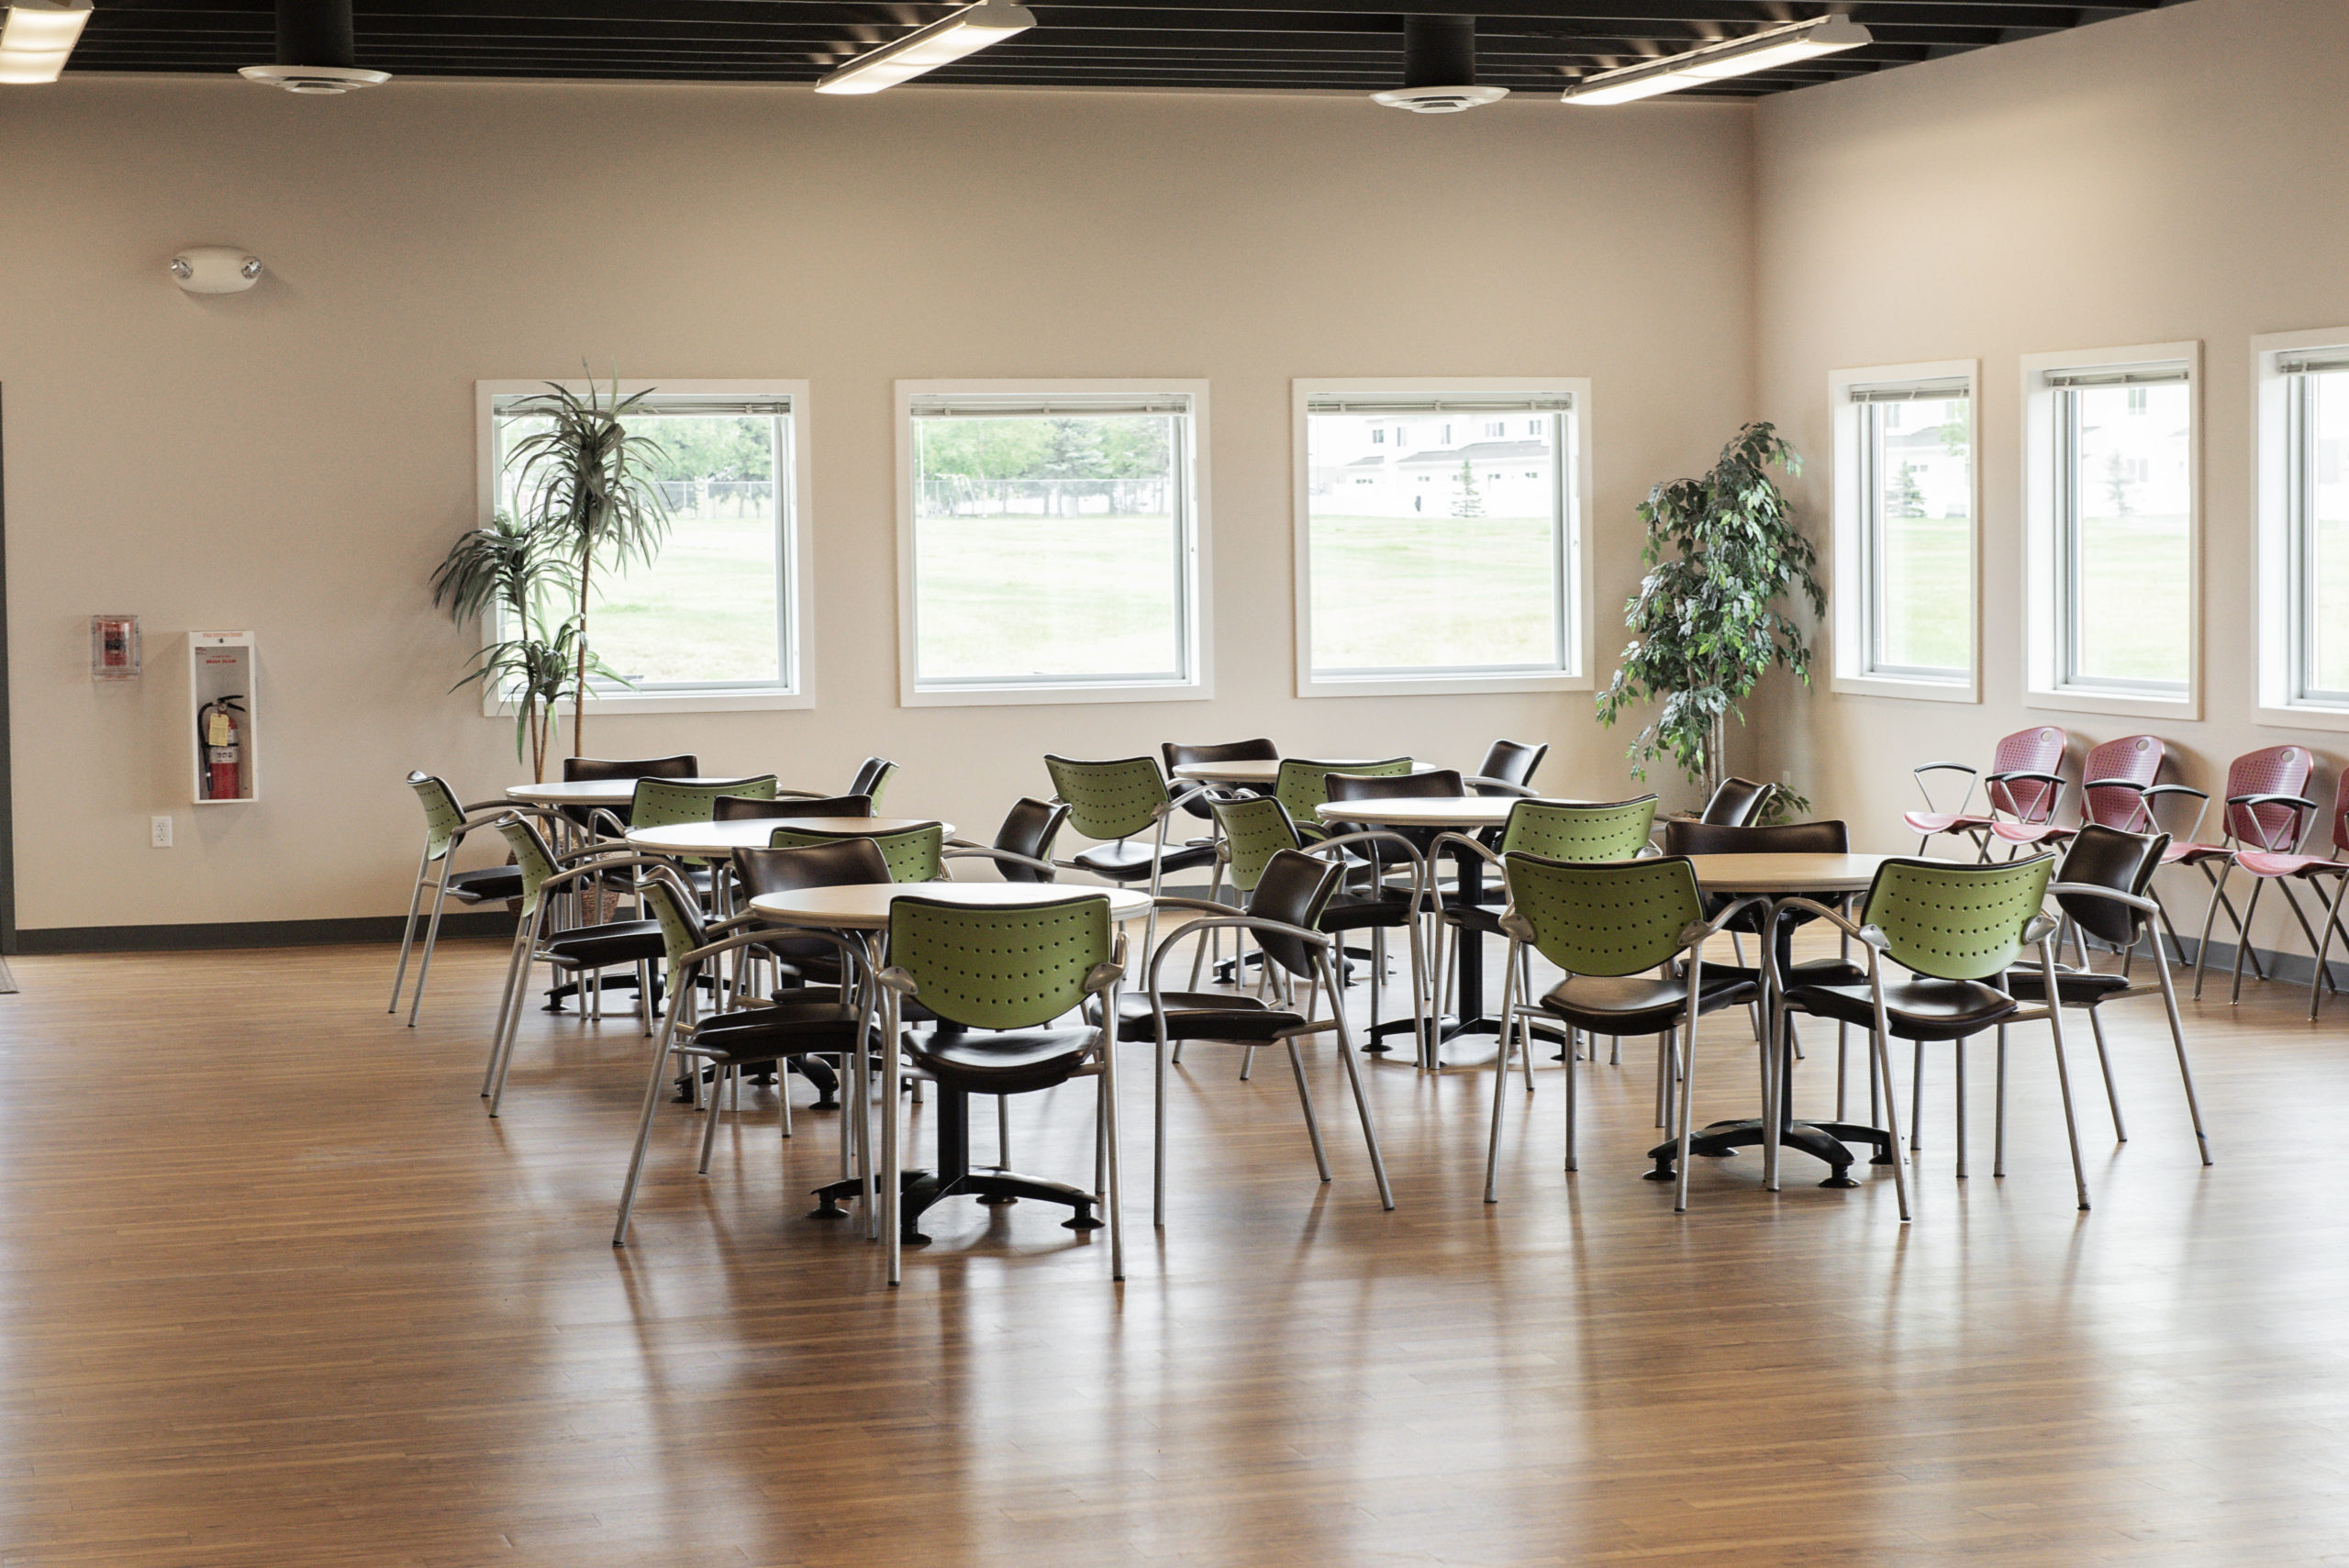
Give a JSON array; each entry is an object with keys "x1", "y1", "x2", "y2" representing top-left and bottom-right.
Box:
[
  {"x1": 189, "y1": 631, "x2": 257, "y2": 804},
  {"x1": 91, "y1": 616, "x2": 140, "y2": 681}
]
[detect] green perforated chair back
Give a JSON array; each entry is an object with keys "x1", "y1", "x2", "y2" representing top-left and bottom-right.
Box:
[
  {"x1": 1044, "y1": 755, "x2": 1169, "y2": 842},
  {"x1": 407, "y1": 772, "x2": 469, "y2": 862},
  {"x1": 630, "y1": 774, "x2": 778, "y2": 830},
  {"x1": 771, "y1": 823, "x2": 944, "y2": 884},
  {"x1": 1499, "y1": 795, "x2": 1657, "y2": 863},
  {"x1": 1274, "y1": 757, "x2": 1411, "y2": 829},
  {"x1": 639, "y1": 870, "x2": 708, "y2": 971},
  {"x1": 1860, "y1": 856, "x2": 2055, "y2": 982},
  {"x1": 888, "y1": 895, "x2": 1113, "y2": 1031},
  {"x1": 1503, "y1": 852, "x2": 1704, "y2": 979},
  {"x1": 1208, "y1": 795, "x2": 1303, "y2": 894},
  {"x1": 494, "y1": 816, "x2": 562, "y2": 918}
]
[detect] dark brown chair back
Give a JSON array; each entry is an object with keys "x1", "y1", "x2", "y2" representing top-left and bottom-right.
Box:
[
  {"x1": 1163, "y1": 739, "x2": 1278, "y2": 771},
  {"x1": 1325, "y1": 769, "x2": 1464, "y2": 859},
  {"x1": 1475, "y1": 740, "x2": 1547, "y2": 792},
  {"x1": 1244, "y1": 850, "x2": 1343, "y2": 980},
  {"x1": 733, "y1": 840, "x2": 893, "y2": 965},
  {"x1": 559, "y1": 753, "x2": 699, "y2": 828},
  {"x1": 1699, "y1": 776, "x2": 1776, "y2": 827},
  {"x1": 993, "y1": 797, "x2": 1070, "y2": 884},
  {"x1": 714, "y1": 794, "x2": 873, "y2": 821},
  {"x1": 846, "y1": 758, "x2": 896, "y2": 797},
  {"x1": 1663, "y1": 817, "x2": 1848, "y2": 857},
  {"x1": 2053, "y1": 825, "x2": 2168, "y2": 948}
]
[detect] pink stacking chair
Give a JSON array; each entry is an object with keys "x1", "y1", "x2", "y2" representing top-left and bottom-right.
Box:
[
  {"x1": 2165, "y1": 745, "x2": 2321, "y2": 999},
  {"x1": 2225, "y1": 769, "x2": 2349, "y2": 1015},
  {"x1": 1988, "y1": 733, "x2": 2165, "y2": 855},
  {"x1": 1902, "y1": 726, "x2": 2067, "y2": 860}
]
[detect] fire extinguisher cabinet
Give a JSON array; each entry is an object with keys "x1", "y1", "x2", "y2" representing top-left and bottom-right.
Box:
[{"x1": 188, "y1": 630, "x2": 257, "y2": 805}]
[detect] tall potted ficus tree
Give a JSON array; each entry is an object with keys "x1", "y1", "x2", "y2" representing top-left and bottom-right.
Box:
[
  {"x1": 1596, "y1": 422, "x2": 1825, "y2": 811},
  {"x1": 432, "y1": 371, "x2": 671, "y2": 780}
]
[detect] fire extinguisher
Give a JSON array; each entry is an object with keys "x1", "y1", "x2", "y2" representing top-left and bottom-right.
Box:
[{"x1": 198, "y1": 695, "x2": 245, "y2": 799}]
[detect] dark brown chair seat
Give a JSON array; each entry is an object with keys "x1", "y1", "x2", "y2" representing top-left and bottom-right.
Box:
[
  {"x1": 1539, "y1": 972, "x2": 1758, "y2": 1037},
  {"x1": 1115, "y1": 989, "x2": 1286, "y2": 1043},
  {"x1": 448, "y1": 865, "x2": 525, "y2": 903},
  {"x1": 693, "y1": 996, "x2": 861, "y2": 1059},
  {"x1": 2000, "y1": 966, "x2": 2135, "y2": 1005},
  {"x1": 541, "y1": 918, "x2": 664, "y2": 970},
  {"x1": 1318, "y1": 892, "x2": 1417, "y2": 932},
  {"x1": 1780, "y1": 976, "x2": 2021, "y2": 1041},
  {"x1": 1071, "y1": 840, "x2": 1216, "y2": 880},
  {"x1": 907, "y1": 1028, "x2": 1097, "y2": 1096}
]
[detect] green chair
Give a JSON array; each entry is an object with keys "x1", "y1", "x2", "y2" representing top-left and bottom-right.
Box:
[
  {"x1": 1044, "y1": 754, "x2": 1217, "y2": 962},
  {"x1": 770, "y1": 822, "x2": 944, "y2": 884},
  {"x1": 1485, "y1": 854, "x2": 1765, "y2": 1211},
  {"x1": 1434, "y1": 795, "x2": 1658, "y2": 1034},
  {"x1": 629, "y1": 773, "x2": 778, "y2": 831},
  {"x1": 1273, "y1": 756, "x2": 1411, "y2": 843},
  {"x1": 482, "y1": 816, "x2": 678, "y2": 1116},
  {"x1": 390, "y1": 771, "x2": 528, "y2": 1027},
  {"x1": 1776, "y1": 855, "x2": 2084, "y2": 1214},
  {"x1": 777, "y1": 757, "x2": 897, "y2": 809},
  {"x1": 874, "y1": 894, "x2": 1129, "y2": 1284},
  {"x1": 612, "y1": 866, "x2": 864, "y2": 1246}
]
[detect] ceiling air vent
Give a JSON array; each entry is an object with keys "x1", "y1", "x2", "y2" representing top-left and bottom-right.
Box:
[
  {"x1": 239, "y1": 0, "x2": 388, "y2": 93},
  {"x1": 1371, "y1": 16, "x2": 1508, "y2": 114}
]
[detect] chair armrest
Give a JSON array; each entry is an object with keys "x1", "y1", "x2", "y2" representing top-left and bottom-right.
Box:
[
  {"x1": 1145, "y1": 916, "x2": 1329, "y2": 992},
  {"x1": 1084, "y1": 934, "x2": 1130, "y2": 996},
  {"x1": 1771, "y1": 895, "x2": 1876, "y2": 947},
  {"x1": 2021, "y1": 913, "x2": 2063, "y2": 946},
  {"x1": 770, "y1": 789, "x2": 827, "y2": 800},
  {"x1": 2228, "y1": 792, "x2": 2319, "y2": 810},
  {"x1": 532, "y1": 853, "x2": 680, "y2": 895},
  {"x1": 1680, "y1": 894, "x2": 1773, "y2": 950},
  {"x1": 2142, "y1": 784, "x2": 2208, "y2": 801},
  {"x1": 2079, "y1": 777, "x2": 2150, "y2": 795},
  {"x1": 1428, "y1": 830, "x2": 1501, "y2": 868},
  {"x1": 2048, "y1": 881, "x2": 2161, "y2": 917},
  {"x1": 1463, "y1": 775, "x2": 1538, "y2": 797},
  {"x1": 1987, "y1": 770, "x2": 2066, "y2": 789},
  {"x1": 876, "y1": 965, "x2": 918, "y2": 996},
  {"x1": 1151, "y1": 895, "x2": 1239, "y2": 917},
  {"x1": 943, "y1": 847, "x2": 1059, "y2": 879},
  {"x1": 680, "y1": 924, "x2": 856, "y2": 969},
  {"x1": 1913, "y1": 762, "x2": 1978, "y2": 778}
]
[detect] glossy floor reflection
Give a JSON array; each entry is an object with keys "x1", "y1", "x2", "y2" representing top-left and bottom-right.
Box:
[{"x1": 0, "y1": 935, "x2": 2343, "y2": 1565}]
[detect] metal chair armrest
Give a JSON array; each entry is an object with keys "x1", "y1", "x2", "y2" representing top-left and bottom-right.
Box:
[
  {"x1": 2228, "y1": 792, "x2": 2319, "y2": 810},
  {"x1": 942, "y1": 847, "x2": 1059, "y2": 878},
  {"x1": 2047, "y1": 881, "x2": 2162, "y2": 916},
  {"x1": 2079, "y1": 777, "x2": 2150, "y2": 795},
  {"x1": 1914, "y1": 762, "x2": 1978, "y2": 778},
  {"x1": 681, "y1": 925, "x2": 857, "y2": 969},
  {"x1": 2141, "y1": 784, "x2": 2209, "y2": 801},
  {"x1": 1152, "y1": 895, "x2": 1241, "y2": 917},
  {"x1": 1146, "y1": 916, "x2": 1329, "y2": 991},
  {"x1": 1463, "y1": 775, "x2": 1538, "y2": 797},
  {"x1": 2021, "y1": 913, "x2": 2063, "y2": 946}
]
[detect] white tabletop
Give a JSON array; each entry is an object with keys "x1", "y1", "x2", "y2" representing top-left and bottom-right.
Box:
[
  {"x1": 1174, "y1": 759, "x2": 1437, "y2": 786},
  {"x1": 627, "y1": 818, "x2": 951, "y2": 857},
  {"x1": 749, "y1": 881, "x2": 1153, "y2": 930},
  {"x1": 505, "y1": 777, "x2": 764, "y2": 807},
  {"x1": 1315, "y1": 795, "x2": 1526, "y2": 829},
  {"x1": 1684, "y1": 852, "x2": 1926, "y2": 895}
]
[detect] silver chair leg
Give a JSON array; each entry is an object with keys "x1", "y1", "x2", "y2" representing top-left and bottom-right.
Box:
[
  {"x1": 484, "y1": 915, "x2": 535, "y2": 1097},
  {"x1": 1153, "y1": 1028, "x2": 1171, "y2": 1227},
  {"x1": 1286, "y1": 1038, "x2": 1331, "y2": 1182},
  {"x1": 2151, "y1": 950, "x2": 2212, "y2": 1165},
  {"x1": 2086, "y1": 1005, "x2": 2127, "y2": 1141},
  {"x1": 614, "y1": 977, "x2": 688, "y2": 1246},
  {"x1": 1482, "y1": 943, "x2": 1523, "y2": 1203},
  {"x1": 2228, "y1": 876, "x2": 2267, "y2": 1005},
  {"x1": 1323, "y1": 957, "x2": 1394, "y2": 1210},
  {"x1": 406, "y1": 856, "x2": 457, "y2": 1027},
  {"x1": 1954, "y1": 1035, "x2": 1967, "y2": 1179},
  {"x1": 1672, "y1": 1006, "x2": 1700, "y2": 1213},
  {"x1": 389, "y1": 841, "x2": 433, "y2": 1013},
  {"x1": 697, "y1": 1063, "x2": 729, "y2": 1174},
  {"x1": 1869, "y1": 1022, "x2": 1911, "y2": 1223},
  {"x1": 1994, "y1": 1025, "x2": 2009, "y2": 1177}
]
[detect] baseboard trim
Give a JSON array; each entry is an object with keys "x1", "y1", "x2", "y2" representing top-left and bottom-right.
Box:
[
  {"x1": 16, "y1": 913, "x2": 513, "y2": 954},
  {"x1": 2152, "y1": 936, "x2": 2349, "y2": 993}
]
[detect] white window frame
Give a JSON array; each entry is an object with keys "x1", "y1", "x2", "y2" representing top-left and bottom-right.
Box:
[
  {"x1": 2254, "y1": 327, "x2": 2349, "y2": 732},
  {"x1": 473, "y1": 379, "x2": 816, "y2": 715},
  {"x1": 2020, "y1": 341, "x2": 2202, "y2": 721},
  {"x1": 1291, "y1": 376, "x2": 1594, "y2": 699},
  {"x1": 1829, "y1": 360, "x2": 1981, "y2": 704},
  {"x1": 893, "y1": 379, "x2": 1213, "y2": 708}
]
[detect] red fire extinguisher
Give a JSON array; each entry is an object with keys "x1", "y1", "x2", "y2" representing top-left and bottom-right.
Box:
[{"x1": 198, "y1": 695, "x2": 245, "y2": 799}]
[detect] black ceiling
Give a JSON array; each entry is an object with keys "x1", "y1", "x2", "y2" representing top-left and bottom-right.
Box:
[{"x1": 66, "y1": 0, "x2": 2167, "y2": 96}]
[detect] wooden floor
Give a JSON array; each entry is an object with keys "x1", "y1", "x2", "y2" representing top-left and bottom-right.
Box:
[{"x1": 2, "y1": 932, "x2": 2345, "y2": 1566}]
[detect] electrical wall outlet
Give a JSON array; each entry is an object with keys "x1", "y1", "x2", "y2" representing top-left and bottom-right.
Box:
[{"x1": 150, "y1": 815, "x2": 173, "y2": 848}]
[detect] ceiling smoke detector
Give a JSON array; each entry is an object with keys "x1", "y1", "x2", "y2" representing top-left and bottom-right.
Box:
[
  {"x1": 239, "y1": 0, "x2": 388, "y2": 92},
  {"x1": 1371, "y1": 16, "x2": 1508, "y2": 114}
]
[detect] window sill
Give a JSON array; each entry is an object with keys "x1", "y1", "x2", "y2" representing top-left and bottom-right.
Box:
[
  {"x1": 2024, "y1": 684, "x2": 2200, "y2": 723},
  {"x1": 2255, "y1": 702, "x2": 2349, "y2": 735},
  {"x1": 898, "y1": 679, "x2": 1214, "y2": 709},
  {"x1": 1830, "y1": 671, "x2": 1979, "y2": 705},
  {"x1": 1298, "y1": 671, "x2": 1592, "y2": 699},
  {"x1": 483, "y1": 688, "x2": 815, "y2": 717}
]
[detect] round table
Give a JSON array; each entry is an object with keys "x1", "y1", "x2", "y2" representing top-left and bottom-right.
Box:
[
  {"x1": 1666, "y1": 851, "x2": 1925, "y2": 1193},
  {"x1": 1174, "y1": 758, "x2": 1436, "y2": 787},
  {"x1": 628, "y1": 817, "x2": 952, "y2": 858},
  {"x1": 506, "y1": 777, "x2": 763, "y2": 808},
  {"x1": 1315, "y1": 795, "x2": 1581, "y2": 1067},
  {"x1": 748, "y1": 880, "x2": 1152, "y2": 1287}
]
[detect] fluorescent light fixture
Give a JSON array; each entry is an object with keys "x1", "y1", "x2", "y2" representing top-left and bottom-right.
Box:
[
  {"x1": 0, "y1": 0, "x2": 93, "y2": 84},
  {"x1": 1563, "y1": 15, "x2": 1870, "y2": 106},
  {"x1": 814, "y1": 0, "x2": 1034, "y2": 95}
]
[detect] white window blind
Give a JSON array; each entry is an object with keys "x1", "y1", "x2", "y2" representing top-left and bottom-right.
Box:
[
  {"x1": 1848, "y1": 378, "x2": 1970, "y2": 404},
  {"x1": 2043, "y1": 364, "x2": 2190, "y2": 389},
  {"x1": 1306, "y1": 393, "x2": 1575, "y2": 415}
]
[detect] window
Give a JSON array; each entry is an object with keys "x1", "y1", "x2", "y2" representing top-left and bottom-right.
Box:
[
  {"x1": 2254, "y1": 329, "x2": 2349, "y2": 727},
  {"x1": 896, "y1": 381, "x2": 1208, "y2": 706},
  {"x1": 1372, "y1": 429, "x2": 1386, "y2": 444},
  {"x1": 1294, "y1": 379, "x2": 1591, "y2": 696},
  {"x1": 1829, "y1": 361, "x2": 1978, "y2": 701},
  {"x1": 2021, "y1": 343, "x2": 2200, "y2": 717},
  {"x1": 475, "y1": 380, "x2": 813, "y2": 712}
]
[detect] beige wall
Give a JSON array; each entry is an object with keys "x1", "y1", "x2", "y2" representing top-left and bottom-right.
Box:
[
  {"x1": 1749, "y1": 0, "x2": 2349, "y2": 956},
  {"x1": 0, "y1": 78, "x2": 1753, "y2": 933}
]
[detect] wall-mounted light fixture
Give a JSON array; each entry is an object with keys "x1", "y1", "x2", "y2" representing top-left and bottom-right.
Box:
[
  {"x1": 171, "y1": 247, "x2": 264, "y2": 294},
  {"x1": 0, "y1": 0, "x2": 93, "y2": 84},
  {"x1": 1563, "y1": 15, "x2": 1871, "y2": 106},
  {"x1": 814, "y1": 1, "x2": 1034, "y2": 95}
]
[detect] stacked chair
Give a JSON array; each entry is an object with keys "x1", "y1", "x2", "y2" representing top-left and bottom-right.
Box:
[{"x1": 1901, "y1": 726, "x2": 2066, "y2": 859}]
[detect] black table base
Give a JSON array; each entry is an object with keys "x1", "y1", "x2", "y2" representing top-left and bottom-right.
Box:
[
  {"x1": 1646, "y1": 1117, "x2": 1894, "y2": 1188},
  {"x1": 807, "y1": 1084, "x2": 1097, "y2": 1240}
]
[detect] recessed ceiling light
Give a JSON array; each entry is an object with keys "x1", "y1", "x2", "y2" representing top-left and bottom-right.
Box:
[
  {"x1": 816, "y1": 1, "x2": 1035, "y2": 95},
  {"x1": 0, "y1": 0, "x2": 93, "y2": 86},
  {"x1": 1564, "y1": 16, "x2": 1872, "y2": 106}
]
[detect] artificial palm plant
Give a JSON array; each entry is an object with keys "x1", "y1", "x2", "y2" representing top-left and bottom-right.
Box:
[
  {"x1": 432, "y1": 372, "x2": 670, "y2": 778},
  {"x1": 1597, "y1": 422, "x2": 1825, "y2": 806}
]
